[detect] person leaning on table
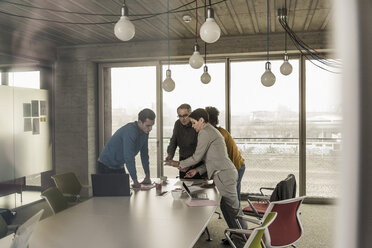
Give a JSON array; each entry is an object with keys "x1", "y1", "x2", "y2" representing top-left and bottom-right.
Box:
[
  {"x1": 165, "y1": 108, "x2": 247, "y2": 230},
  {"x1": 205, "y1": 106, "x2": 246, "y2": 201},
  {"x1": 165, "y1": 103, "x2": 205, "y2": 179},
  {"x1": 97, "y1": 108, "x2": 155, "y2": 188}
]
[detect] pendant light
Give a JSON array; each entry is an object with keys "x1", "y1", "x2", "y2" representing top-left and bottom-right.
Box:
[
  {"x1": 162, "y1": 0, "x2": 175, "y2": 92},
  {"x1": 261, "y1": 0, "x2": 276, "y2": 87},
  {"x1": 189, "y1": 0, "x2": 204, "y2": 69},
  {"x1": 201, "y1": 2, "x2": 211, "y2": 84},
  {"x1": 279, "y1": 6, "x2": 293, "y2": 76},
  {"x1": 114, "y1": 0, "x2": 135, "y2": 41},
  {"x1": 201, "y1": 44, "x2": 211, "y2": 84},
  {"x1": 200, "y1": 0, "x2": 221, "y2": 43}
]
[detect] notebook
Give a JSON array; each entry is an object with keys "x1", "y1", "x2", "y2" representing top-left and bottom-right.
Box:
[
  {"x1": 91, "y1": 174, "x2": 131, "y2": 196},
  {"x1": 182, "y1": 182, "x2": 209, "y2": 200},
  {"x1": 10, "y1": 209, "x2": 44, "y2": 248}
]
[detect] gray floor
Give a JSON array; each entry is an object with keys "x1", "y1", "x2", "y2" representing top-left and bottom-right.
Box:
[{"x1": 9, "y1": 199, "x2": 335, "y2": 248}]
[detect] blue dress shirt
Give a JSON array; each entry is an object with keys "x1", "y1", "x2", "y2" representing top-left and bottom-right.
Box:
[{"x1": 98, "y1": 121, "x2": 150, "y2": 180}]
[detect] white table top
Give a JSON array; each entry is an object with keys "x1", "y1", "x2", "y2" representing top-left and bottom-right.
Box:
[{"x1": 28, "y1": 179, "x2": 219, "y2": 248}]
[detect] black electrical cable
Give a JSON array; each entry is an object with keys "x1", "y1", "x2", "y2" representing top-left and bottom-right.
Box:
[
  {"x1": 0, "y1": 0, "x2": 195, "y2": 17},
  {"x1": 0, "y1": 0, "x2": 226, "y2": 25},
  {"x1": 278, "y1": 16, "x2": 341, "y2": 72}
]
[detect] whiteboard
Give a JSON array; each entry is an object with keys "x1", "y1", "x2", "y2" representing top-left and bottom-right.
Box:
[{"x1": 0, "y1": 86, "x2": 52, "y2": 182}]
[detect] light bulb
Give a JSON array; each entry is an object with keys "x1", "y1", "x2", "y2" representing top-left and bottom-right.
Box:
[
  {"x1": 261, "y1": 62, "x2": 276, "y2": 87},
  {"x1": 280, "y1": 54, "x2": 293, "y2": 75},
  {"x1": 114, "y1": 5, "x2": 135, "y2": 41},
  {"x1": 189, "y1": 44, "x2": 204, "y2": 69},
  {"x1": 201, "y1": 66, "x2": 211, "y2": 84},
  {"x1": 200, "y1": 8, "x2": 221, "y2": 43},
  {"x1": 162, "y1": 69, "x2": 175, "y2": 92}
]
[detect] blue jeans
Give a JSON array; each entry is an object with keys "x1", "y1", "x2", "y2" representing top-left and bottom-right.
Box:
[{"x1": 236, "y1": 163, "x2": 246, "y2": 201}]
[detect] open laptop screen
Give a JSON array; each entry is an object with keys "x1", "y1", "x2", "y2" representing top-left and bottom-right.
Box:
[
  {"x1": 91, "y1": 174, "x2": 131, "y2": 196},
  {"x1": 11, "y1": 209, "x2": 44, "y2": 248}
]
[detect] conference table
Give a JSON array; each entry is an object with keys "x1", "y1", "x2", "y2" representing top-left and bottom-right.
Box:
[{"x1": 27, "y1": 179, "x2": 220, "y2": 248}]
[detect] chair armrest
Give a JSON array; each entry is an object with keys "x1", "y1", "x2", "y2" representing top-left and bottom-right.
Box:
[
  {"x1": 259, "y1": 187, "x2": 274, "y2": 195},
  {"x1": 236, "y1": 215, "x2": 262, "y2": 225},
  {"x1": 225, "y1": 228, "x2": 253, "y2": 235},
  {"x1": 249, "y1": 195, "x2": 270, "y2": 201}
]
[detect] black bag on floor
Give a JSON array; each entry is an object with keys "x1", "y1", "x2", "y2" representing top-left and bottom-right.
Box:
[{"x1": 0, "y1": 208, "x2": 15, "y2": 225}]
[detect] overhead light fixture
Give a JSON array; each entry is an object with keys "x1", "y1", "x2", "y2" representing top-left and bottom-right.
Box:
[
  {"x1": 201, "y1": 4, "x2": 211, "y2": 85},
  {"x1": 162, "y1": 0, "x2": 175, "y2": 92},
  {"x1": 261, "y1": 62, "x2": 276, "y2": 87},
  {"x1": 189, "y1": 0, "x2": 204, "y2": 69},
  {"x1": 279, "y1": 7, "x2": 293, "y2": 76},
  {"x1": 189, "y1": 44, "x2": 204, "y2": 69},
  {"x1": 261, "y1": 0, "x2": 276, "y2": 87},
  {"x1": 200, "y1": 4, "x2": 221, "y2": 43},
  {"x1": 201, "y1": 65, "x2": 211, "y2": 84},
  {"x1": 163, "y1": 69, "x2": 175, "y2": 92},
  {"x1": 114, "y1": 0, "x2": 135, "y2": 41},
  {"x1": 280, "y1": 53, "x2": 293, "y2": 75}
]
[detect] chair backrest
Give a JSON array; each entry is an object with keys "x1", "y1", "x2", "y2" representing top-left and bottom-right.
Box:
[
  {"x1": 263, "y1": 196, "x2": 305, "y2": 247},
  {"x1": 244, "y1": 212, "x2": 277, "y2": 248},
  {"x1": 0, "y1": 215, "x2": 8, "y2": 239},
  {"x1": 51, "y1": 172, "x2": 82, "y2": 197},
  {"x1": 10, "y1": 209, "x2": 44, "y2": 248},
  {"x1": 41, "y1": 187, "x2": 68, "y2": 214},
  {"x1": 269, "y1": 174, "x2": 296, "y2": 202}
]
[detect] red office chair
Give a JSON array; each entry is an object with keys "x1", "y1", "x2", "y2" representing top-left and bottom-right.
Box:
[
  {"x1": 243, "y1": 174, "x2": 297, "y2": 218},
  {"x1": 238, "y1": 196, "x2": 305, "y2": 248}
]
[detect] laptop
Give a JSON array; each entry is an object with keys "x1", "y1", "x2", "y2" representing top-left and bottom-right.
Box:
[
  {"x1": 182, "y1": 182, "x2": 209, "y2": 200},
  {"x1": 10, "y1": 209, "x2": 44, "y2": 248},
  {"x1": 91, "y1": 174, "x2": 131, "y2": 196}
]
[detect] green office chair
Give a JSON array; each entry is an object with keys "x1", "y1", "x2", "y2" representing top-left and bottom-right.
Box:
[
  {"x1": 224, "y1": 212, "x2": 277, "y2": 248},
  {"x1": 41, "y1": 187, "x2": 68, "y2": 215},
  {"x1": 51, "y1": 172, "x2": 82, "y2": 202},
  {"x1": 0, "y1": 215, "x2": 8, "y2": 239}
]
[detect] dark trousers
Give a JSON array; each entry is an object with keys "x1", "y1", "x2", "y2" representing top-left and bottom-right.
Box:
[{"x1": 97, "y1": 161, "x2": 127, "y2": 174}]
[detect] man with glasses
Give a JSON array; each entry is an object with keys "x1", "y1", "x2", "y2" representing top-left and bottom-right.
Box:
[{"x1": 165, "y1": 104, "x2": 205, "y2": 179}]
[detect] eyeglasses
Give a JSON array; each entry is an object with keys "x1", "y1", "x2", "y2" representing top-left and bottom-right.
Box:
[{"x1": 177, "y1": 114, "x2": 189, "y2": 119}]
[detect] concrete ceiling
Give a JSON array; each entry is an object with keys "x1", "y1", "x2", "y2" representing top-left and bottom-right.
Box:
[{"x1": 0, "y1": 0, "x2": 333, "y2": 47}]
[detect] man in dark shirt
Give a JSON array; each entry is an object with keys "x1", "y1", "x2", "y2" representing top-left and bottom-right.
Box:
[{"x1": 165, "y1": 104, "x2": 204, "y2": 179}]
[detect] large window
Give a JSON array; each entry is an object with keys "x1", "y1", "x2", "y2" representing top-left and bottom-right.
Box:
[
  {"x1": 103, "y1": 57, "x2": 342, "y2": 200},
  {"x1": 231, "y1": 60, "x2": 299, "y2": 194},
  {"x1": 162, "y1": 63, "x2": 225, "y2": 177},
  {"x1": 306, "y1": 60, "x2": 342, "y2": 198},
  {"x1": 8, "y1": 71, "x2": 40, "y2": 89},
  {"x1": 111, "y1": 66, "x2": 157, "y2": 180}
]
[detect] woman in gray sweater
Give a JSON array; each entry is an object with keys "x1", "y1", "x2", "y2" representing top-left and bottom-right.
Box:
[{"x1": 165, "y1": 108, "x2": 246, "y2": 230}]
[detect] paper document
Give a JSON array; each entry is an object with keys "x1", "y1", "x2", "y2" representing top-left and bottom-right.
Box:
[{"x1": 186, "y1": 200, "x2": 219, "y2": 207}]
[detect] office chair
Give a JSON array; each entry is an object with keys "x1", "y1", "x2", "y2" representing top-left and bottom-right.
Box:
[
  {"x1": 41, "y1": 187, "x2": 68, "y2": 214},
  {"x1": 238, "y1": 196, "x2": 305, "y2": 248},
  {"x1": 51, "y1": 172, "x2": 82, "y2": 202},
  {"x1": 0, "y1": 215, "x2": 8, "y2": 239},
  {"x1": 243, "y1": 174, "x2": 296, "y2": 218},
  {"x1": 225, "y1": 212, "x2": 277, "y2": 248}
]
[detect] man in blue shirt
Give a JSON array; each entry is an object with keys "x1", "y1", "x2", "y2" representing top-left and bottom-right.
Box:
[{"x1": 97, "y1": 108, "x2": 156, "y2": 188}]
